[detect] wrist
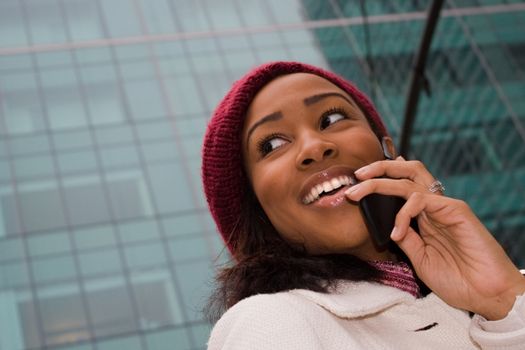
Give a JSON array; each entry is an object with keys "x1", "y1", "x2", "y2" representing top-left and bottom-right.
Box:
[{"x1": 478, "y1": 279, "x2": 525, "y2": 321}]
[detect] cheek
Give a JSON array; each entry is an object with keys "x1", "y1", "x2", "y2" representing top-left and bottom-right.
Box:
[
  {"x1": 341, "y1": 132, "x2": 384, "y2": 162},
  {"x1": 253, "y1": 176, "x2": 290, "y2": 217},
  {"x1": 250, "y1": 158, "x2": 293, "y2": 205},
  {"x1": 250, "y1": 162, "x2": 303, "y2": 238}
]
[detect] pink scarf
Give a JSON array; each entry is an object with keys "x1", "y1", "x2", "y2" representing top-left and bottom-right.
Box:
[{"x1": 370, "y1": 260, "x2": 422, "y2": 298}]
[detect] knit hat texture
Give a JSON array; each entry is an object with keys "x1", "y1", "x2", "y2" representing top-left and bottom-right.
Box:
[{"x1": 201, "y1": 61, "x2": 388, "y2": 255}]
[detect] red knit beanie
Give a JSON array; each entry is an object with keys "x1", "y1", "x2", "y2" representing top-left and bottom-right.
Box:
[{"x1": 201, "y1": 61, "x2": 388, "y2": 255}]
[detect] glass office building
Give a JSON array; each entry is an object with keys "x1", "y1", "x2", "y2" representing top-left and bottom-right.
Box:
[{"x1": 0, "y1": 1, "x2": 523, "y2": 349}]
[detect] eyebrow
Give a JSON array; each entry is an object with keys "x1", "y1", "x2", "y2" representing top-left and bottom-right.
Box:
[
  {"x1": 246, "y1": 111, "x2": 283, "y2": 145},
  {"x1": 303, "y1": 92, "x2": 354, "y2": 106},
  {"x1": 245, "y1": 92, "x2": 355, "y2": 147}
]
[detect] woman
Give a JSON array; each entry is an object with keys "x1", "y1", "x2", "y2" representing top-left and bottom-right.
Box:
[{"x1": 201, "y1": 61, "x2": 525, "y2": 349}]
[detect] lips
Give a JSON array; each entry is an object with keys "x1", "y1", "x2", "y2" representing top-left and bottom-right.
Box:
[{"x1": 300, "y1": 166, "x2": 357, "y2": 205}]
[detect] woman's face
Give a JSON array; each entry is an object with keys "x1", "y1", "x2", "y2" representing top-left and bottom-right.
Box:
[{"x1": 242, "y1": 73, "x2": 394, "y2": 260}]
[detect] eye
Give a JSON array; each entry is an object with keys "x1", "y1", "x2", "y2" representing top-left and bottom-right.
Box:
[
  {"x1": 320, "y1": 108, "x2": 347, "y2": 130},
  {"x1": 257, "y1": 134, "x2": 288, "y2": 157}
]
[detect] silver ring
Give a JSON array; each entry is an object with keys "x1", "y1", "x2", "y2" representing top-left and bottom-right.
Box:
[{"x1": 428, "y1": 180, "x2": 445, "y2": 194}]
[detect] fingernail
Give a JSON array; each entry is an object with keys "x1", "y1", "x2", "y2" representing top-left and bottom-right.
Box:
[
  {"x1": 390, "y1": 226, "x2": 400, "y2": 240},
  {"x1": 344, "y1": 184, "x2": 361, "y2": 197},
  {"x1": 354, "y1": 166, "x2": 369, "y2": 176}
]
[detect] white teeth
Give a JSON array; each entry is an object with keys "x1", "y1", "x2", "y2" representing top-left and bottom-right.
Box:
[
  {"x1": 322, "y1": 182, "x2": 333, "y2": 193},
  {"x1": 308, "y1": 193, "x2": 315, "y2": 203},
  {"x1": 303, "y1": 175, "x2": 354, "y2": 204}
]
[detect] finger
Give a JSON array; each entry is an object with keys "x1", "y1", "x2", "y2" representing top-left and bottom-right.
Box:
[
  {"x1": 354, "y1": 159, "x2": 435, "y2": 188},
  {"x1": 345, "y1": 177, "x2": 422, "y2": 201},
  {"x1": 391, "y1": 192, "x2": 427, "y2": 265},
  {"x1": 393, "y1": 226, "x2": 425, "y2": 267}
]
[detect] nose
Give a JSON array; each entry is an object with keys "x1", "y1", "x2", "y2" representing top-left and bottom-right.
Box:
[{"x1": 295, "y1": 132, "x2": 337, "y2": 169}]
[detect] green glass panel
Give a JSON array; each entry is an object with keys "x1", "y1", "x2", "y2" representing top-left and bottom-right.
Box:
[
  {"x1": 0, "y1": 160, "x2": 12, "y2": 183},
  {"x1": 13, "y1": 155, "x2": 55, "y2": 179},
  {"x1": 86, "y1": 279, "x2": 137, "y2": 338},
  {"x1": 95, "y1": 125, "x2": 135, "y2": 146},
  {"x1": 106, "y1": 171, "x2": 152, "y2": 220},
  {"x1": 136, "y1": 120, "x2": 174, "y2": 142},
  {"x1": 162, "y1": 213, "x2": 211, "y2": 237},
  {"x1": 175, "y1": 1, "x2": 209, "y2": 32},
  {"x1": 35, "y1": 51, "x2": 73, "y2": 69},
  {"x1": 119, "y1": 219, "x2": 160, "y2": 243},
  {"x1": 25, "y1": 0, "x2": 67, "y2": 44},
  {"x1": 27, "y1": 231, "x2": 71, "y2": 257},
  {"x1": 74, "y1": 225, "x2": 117, "y2": 250},
  {"x1": 63, "y1": 178, "x2": 111, "y2": 226},
  {"x1": 141, "y1": 140, "x2": 178, "y2": 163},
  {"x1": 59, "y1": 344, "x2": 94, "y2": 350},
  {"x1": 0, "y1": 237, "x2": 25, "y2": 262},
  {"x1": 146, "y1": 162, "x2": 195, "y2": 213},
  {"x1": 205, "y1": 2, "x2": 242, "y2": 30},
  {"x1": 165, "y1": 76, "x2": 204, "y2": 116},
  {"x1": 99, "y1": 0, "x2": 141, "y2": 37},
  {"x1": 41, "y1": 69, "x2": 88, "y2": 131},
  {"x1": 137, "y1": 0, "x2": 176, "y2": 34},
  {"x1": 189, "y1": 322, "x2": 213, "y2": 350},
  {"x1": 53, "y1": 129, "x2": 93, "y2": 151},
  {"x1": 0, "y1": 55, "x2": 31, "y2": 73},
  {"x1": 0, "y1": 261, "x2": 30, "y2": 288},
  {"x1": 32, "y1": 255, "x2": 77, "y2": 283},
  {"x1": 0, "y1": 0, "x2": 28, "y2": 47},
  {"x1": 1, "y1": 75, "x2": 47, "y2": 135},
  {"x1": 175, "y1": 260, "x2": 213, "y2": 322},
  {"x1": 169, "y1": 236, "x2": 210, "y2": 262},
  {"x1": 63, "y1": 0, "x2": 105, "y2": 41},
  {"x1": 101, "y1": 145, "x2": 140, "y2": 169},
  {"x1": 157, "y1": 56, "x2": 191, "y2": 77},
  {"x1": 124, "y1": 79, "x2": 166, "y2": 120},
  {"x1": 75, "y1": 47, "x2": 112, "y2": 65},
  {"x1": 146, "y1": 328, "x2": 191, "y2": 350},
  {"x1": 9, "y1": 182, "x2": 67, "y2": 234},
  {"x1": 35, "y1": 285, "x2": 90, "y2": 347},
  {"x1": 79, "y1": 249, "x2": 122, "y2": 276},
  {"x1": 8, "y1": 134, "x2": 51, "y2": 156},
  {"x1": 234, "y1": 0, "x2": 272, "y2": 26},
  {"x1": 130, "y1": 270, "x2": 184, "y2": 328},
  {"x1": 97, "y1": 335, "x2": 142, "y2": 350},
  {"x1": 85, "y1": 82, "x2": 126, "y2": 126},
  {"x1": 58, "y1": 150, "x2": 98, "y2": 174},
  {"x1": 125, "y1": 243, "x2": 167, "y2": 268}
]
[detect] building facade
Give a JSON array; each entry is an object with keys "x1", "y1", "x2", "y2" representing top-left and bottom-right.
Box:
[{"x1": 0, "y1": 1, "x2": 523, "y2": 349}]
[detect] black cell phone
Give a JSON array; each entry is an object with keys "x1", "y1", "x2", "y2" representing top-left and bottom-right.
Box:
[{"x1": 359, "y1": 192, "x2": 408, "y2": 248}]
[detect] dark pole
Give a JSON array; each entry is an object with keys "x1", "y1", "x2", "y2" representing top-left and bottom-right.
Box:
[{"x1": 399, "y1": 0, "x2": 445, "y2": 157}]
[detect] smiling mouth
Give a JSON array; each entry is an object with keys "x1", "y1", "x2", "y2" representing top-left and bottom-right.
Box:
[{"x1": 302, "y1": 175, "x2": 356, "y2": 205}]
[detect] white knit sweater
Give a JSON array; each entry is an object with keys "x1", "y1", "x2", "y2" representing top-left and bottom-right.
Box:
[{"x1": 207, "y1": 281, "x2": 525, "y2": 349}]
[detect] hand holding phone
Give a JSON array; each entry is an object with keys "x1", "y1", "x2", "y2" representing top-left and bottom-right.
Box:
[{"x1": 357, "y1": 143, "x2": 418, "y2": 248}]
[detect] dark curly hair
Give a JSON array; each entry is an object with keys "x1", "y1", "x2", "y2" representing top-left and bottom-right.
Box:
[{"x1": 205, "y1": 186, "x2": 393, "y2": 322}]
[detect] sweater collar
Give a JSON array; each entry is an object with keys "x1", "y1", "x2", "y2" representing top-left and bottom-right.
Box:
[
  {"x1": 369, "y1": 260, "x2": 422, "y2": 298},
  {"x1": 290, "y1": 281, "x2": 419, "y2": 319}
]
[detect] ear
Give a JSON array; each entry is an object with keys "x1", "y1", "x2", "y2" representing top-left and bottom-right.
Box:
[{"x1": 381, "y1": 137, "x2": 397, "y2": 160}]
